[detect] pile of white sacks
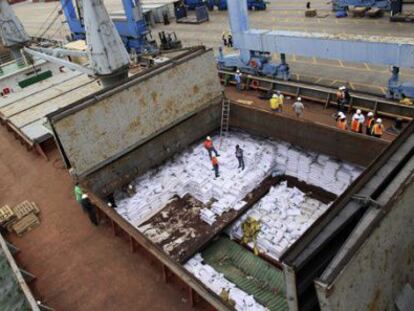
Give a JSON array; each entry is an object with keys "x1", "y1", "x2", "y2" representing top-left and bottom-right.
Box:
[
  {"x1": 114, "y1": 132, "x2": 363, "y2": 228},
  {"x1": 226, "y1": 181, "x2": 330, "y2": 260},
  {"x1": 184, "y1": 254, "x2": 268, "y2": 311}
]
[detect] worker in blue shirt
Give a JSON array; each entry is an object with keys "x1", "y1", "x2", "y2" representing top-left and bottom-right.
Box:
[
  {"x1": 235, "y1": 69, "x2": 242, "y2": 91},
  {"x1": 235, "y1": 145, "x2": 245, "y2": 170}
]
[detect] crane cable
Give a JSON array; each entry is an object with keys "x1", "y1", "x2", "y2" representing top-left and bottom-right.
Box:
[
  {"x1": 34, "y1": 2, "x2": 61, "y2": 38},
  {"x1": 35, "y1": 0, "x2": 71, "y2": 40}
]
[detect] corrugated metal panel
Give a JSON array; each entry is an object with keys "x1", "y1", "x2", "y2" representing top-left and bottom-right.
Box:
[
  {"x1": 51, "y1": 49, "x2": 223, "y2": 177},
  {"x1": 0, "y1": 235, "x2": 39, "y2": 311},
  {"x1": 1, "y1": 75, "x2": 96, "y2": 119},
  {"x1": 0, "y1": 70, "x2": 81, "y2": 109},
  {"x1": 9, "y1": 79, "x2": 101, "y2": 128},
  {"x1": 0, "y1": 248, "x2": 31, "y2": 311},
  {"x1": 0, "y1": 71, "x2": 100, "y2": 143},
  {"x1": 202, "y1": 237, "x2": 288, "y2": 311}
]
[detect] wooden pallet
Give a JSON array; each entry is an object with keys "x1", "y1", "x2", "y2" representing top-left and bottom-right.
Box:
[
  {"x1": 0, "y1": 205, "x2": 15, "y2": 225},
  {"x1": 12, "y1": 213, "x2": 40, "y2": 237},
  {"x1": 13, "y1": 201, "x2": 40, "y2": 219}
]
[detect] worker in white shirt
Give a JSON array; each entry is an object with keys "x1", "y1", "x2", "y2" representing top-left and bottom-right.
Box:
[
  {"x1": 351, "y1": 109, "x2": 365, "y2": 133},
  {"x1": 292, "y1": 97, "x2": 304, "y2": 118},
  {"x1": 276, "y1": 91, "x2": 284, "y2": 106},
  {"x1": 235, "y1": 70, "x2": 242, "y2": 91}
]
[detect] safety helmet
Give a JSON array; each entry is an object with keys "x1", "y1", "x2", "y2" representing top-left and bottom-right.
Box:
[
  {"x1": 236, "y1": 69, "x2": 240, "y2": 73},
  {"x1": 368, "y1": 112, "x2": 374, "y2": 117},
  {"x1": 82, "y1": 194, "x2": 88, "y2": 199},
  {"x1": 377, "y1": 118, "x2": 382, "y2": 123},
  {"x1": 340, "y1": 115, "x2": 346, "y2": 120},
  {"x1": 338, "y1": 112, "x2": 345, "y2": 118},
  {"x1": 356, "y1": 109, "x2": 361, "y2": 114},
  {"x1": 272, "y1": 94, "x2": 277, "y2": 98},
  {"x1": 128, "y1": 184, "x2": 134, "y2": 189},
  {"x1": 339, "y1": 86, "x2": 346, "y2": 90},
  {"x1": 297, "y1": 97, "x2": 302, "y2": 101},
  {"x1": 206, "y1": 136, "x2": 212, "y2": 140}
]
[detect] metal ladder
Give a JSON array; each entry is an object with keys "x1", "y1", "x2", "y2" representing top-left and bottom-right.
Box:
[{"x1": 219, "y1": 99, "x2": 231, "y2": 147}]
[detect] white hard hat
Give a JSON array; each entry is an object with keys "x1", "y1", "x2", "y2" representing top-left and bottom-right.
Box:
[
  {"x1": 338, "y1": 112, "x2": 345, "y2": 117},
  {"x1": 377, "y1": 118, "x2": 382, "y2": 123},
  {"x1": 206, "y1": 136, "x2": 211, "y2": 140},
  {"x1": 340, "y1": 115, "x2": 346, "y2": 120},
  {"x1": 82, "y1": 194, "x2": 88, "y2": 199},
  {"x1": 297, "y1": 97, "x2": 302, "y2": 101},
  {"x1": 368, "y1": 112, "x2": 374, "y2": 117},
  {"x1": 236, "y1": 69, "x2": 240, "y2": 73},
  {"x1": 128, "y1": 184, "x2": 134, "y2": 189},
  {"x1": 272, "y1": 94, "x2": 277, "y2": 98},
  {"x1": 356, "y1": 109, "x2": 361, "y2": 114},
  {"x1": 339, "y1": 86, "x2": 346, "y2": 90},
  {"x1": 107, "y1": 202, "x2": 112, "y2": 207}
]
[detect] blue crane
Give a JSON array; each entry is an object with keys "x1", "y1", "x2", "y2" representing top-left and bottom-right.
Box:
[
  {"x1": 218, "y1": 0, "x2": 414, "y2": 99},
  {"x1": 184, "y1": 0, "x2": 266, "y2": 11},
  {"x1": 332, "y1": 0, "x2": 391, "y2": 11},
  {"x1": 60, "y1": 0, "x2": 156, "y2": 54}
]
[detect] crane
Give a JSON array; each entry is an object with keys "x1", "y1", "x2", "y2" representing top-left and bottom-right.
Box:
[
  {"x1": 218, "y1": 0, "x2": 414, "y2": 99},
  {"x1": 332, "y1": 0, "x2": 391, "y2": 11},
  {"x1": 25, "y1": 0, "x2": 130, "y2": 88},
  {"x1": 0, "y1": 0, "x2": 30, "y2": 66},
  {"x1": 61, "y1": 0, "x2": 157, "y2": 54},
  {"x1": 184, "y1": 0, "x2": 266, "y2": 11}
]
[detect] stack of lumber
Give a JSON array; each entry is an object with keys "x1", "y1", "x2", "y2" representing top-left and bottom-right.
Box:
[{"x1": 0, "y1": 201, "x2": 40, "y2": 236}]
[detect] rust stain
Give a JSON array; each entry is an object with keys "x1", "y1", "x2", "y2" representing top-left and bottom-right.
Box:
[
  {"x1": 151, "y1": 91, "x2": 158, "y2": 103},
  {"x1": 383, "y1": 249, "x2": 389, "y2": 272},
  {"x1": 128, "y1": 118, "x2": 141, "y2": 131},
  {"x1": 368, "y1": 289, "x2": 381, "y2": 311},
  {"x1": 193, "y1": 85, "x2": 199, "y2": 94},
  {"x1": 166, "y1": 99, "x2": 174, "y2": 112}
]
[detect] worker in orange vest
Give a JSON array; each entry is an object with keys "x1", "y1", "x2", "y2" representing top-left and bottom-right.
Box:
[
  {"x1": 337, "y1": 113, "x2": 347, "y2": 130},
  {"x1": 365, "y1": 111, "x2": 375, "y2": 135},
  {"x1": 371, "y1": 118, "x2": 385, "y2": 138},
  {"x1": 351, "y1": 109, "x2": 364, "y2": 133},
  {"x1": 211, "y1": 156, "x2": 220, "y2": 178},
  {"x1": 204, "y1": 136, "x2": 219, "y2": 159}
]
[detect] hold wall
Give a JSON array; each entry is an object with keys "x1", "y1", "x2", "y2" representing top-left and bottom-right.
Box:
[
  {"x1": 315, "y1": 174, "x2": 414, "y2": 311},
  {"x1": 229, "y1": 104, "x2": 389, "y2": 167}
]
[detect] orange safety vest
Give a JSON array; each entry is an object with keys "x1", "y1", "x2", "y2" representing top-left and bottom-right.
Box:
[
  {"x1": 204, "y1": 140, "x2": 212, "y2": 149},
  {"x1": 211, "y1": 157, "x2": 218, "y2": 166},
  {"x1": 337, "y1": 119, "x2": 347, "y2": 130},
  {"x1": 365, "y1": 118, "x2": 374, "y2": 129},
  {"x1": 372, "y1": 124, "x2": 384, "y2": 136},
  {"x1": 351, "y1": 119, "x2": 361, "y2": 132}
]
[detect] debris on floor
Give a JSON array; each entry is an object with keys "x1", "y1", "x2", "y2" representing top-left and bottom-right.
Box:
[
  {"x1": 184, "y1": 254, "x2": 268, "y2": 311},
  {"x1": 138, "y1": 176, "x2": 281, "y2": 264},
  {"x1": 115, "y1": 132, "x2": 362, "y2": 229},
  {"x1": 241, "y1": 216, "x2": 261, "y2": 255},
  {"x1": 226, "y1": 181, "x2": 331, "y2": 260}
]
